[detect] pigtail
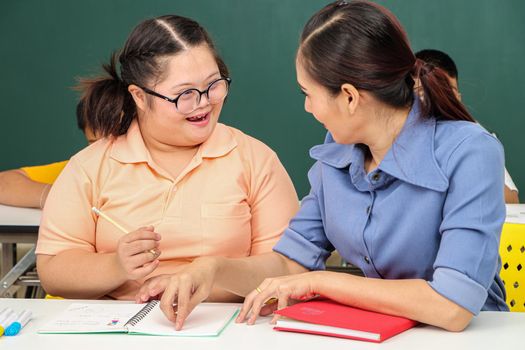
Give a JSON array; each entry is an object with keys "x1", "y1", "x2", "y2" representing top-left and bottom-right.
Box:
[{"x1": 77, "y1": 52, "x2": 135, "y2": 137}]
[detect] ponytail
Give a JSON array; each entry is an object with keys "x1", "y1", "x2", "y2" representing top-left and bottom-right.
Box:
[
  {"x1": 412, "y1": 58, "x2": 475, "y2": 122},
  {"x1": 77, "y1": 52, "x2": 136, "y2": 137}
]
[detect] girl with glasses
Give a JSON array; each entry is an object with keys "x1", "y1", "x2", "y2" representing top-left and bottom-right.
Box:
[{"x1": 36, "y1": 15, "x2": 298, "y2": 302}]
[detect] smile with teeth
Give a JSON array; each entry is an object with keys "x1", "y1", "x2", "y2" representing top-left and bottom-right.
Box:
[{"x1": 186, "y1": 113, "x2": 209, "y2": 122}]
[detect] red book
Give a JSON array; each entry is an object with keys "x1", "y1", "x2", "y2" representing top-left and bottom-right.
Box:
[{"x1": 274, "y1": 299, "x2": 417, "y2": 343}]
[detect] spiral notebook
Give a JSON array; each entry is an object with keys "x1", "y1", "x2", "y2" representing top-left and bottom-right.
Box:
[{"x1": 38, "y1": 300, "x2": 239, "y2": 337}]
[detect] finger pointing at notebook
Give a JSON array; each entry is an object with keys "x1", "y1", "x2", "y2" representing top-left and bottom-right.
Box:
[{"x1": 155, "y1": 257, "x2": 218, "y2": 330}]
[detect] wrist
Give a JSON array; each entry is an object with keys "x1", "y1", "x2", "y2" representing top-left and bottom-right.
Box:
[
  {"x1": 310, "y1": 270, "x2": 338, "y2": 296},
  {"x1": 194, "y1": 255, "x2": 221, "y2": 273},
  {"x1": 195, "y1": 256, "x2": 224, "y2": 283},
  {"x1": 109, "y1": 252, "x2": 129, "y2": 283},
  {"x1": 314, "y1": 270, "x2": 358, "y2": 298},
  {"x1": 309, "y1": 270, "x2": 324, "y2": 294}
]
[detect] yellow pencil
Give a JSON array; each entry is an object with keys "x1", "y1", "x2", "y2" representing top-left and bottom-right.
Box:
[
  {"x1": 91, "y1": 207, "x2": 160, "y2": 258},
  {"x1": 91, "y1": 207, "x2": 128, "y2": 233}
]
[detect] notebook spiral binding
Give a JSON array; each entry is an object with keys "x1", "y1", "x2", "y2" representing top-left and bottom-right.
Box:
[{"x1": 125, "y1": 300, "x2": 159, "y2": 327}]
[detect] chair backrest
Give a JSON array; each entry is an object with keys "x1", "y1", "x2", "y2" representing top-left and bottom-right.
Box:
[{"x1": 499, "y1": 223, "x2": 525, "y2": 312}]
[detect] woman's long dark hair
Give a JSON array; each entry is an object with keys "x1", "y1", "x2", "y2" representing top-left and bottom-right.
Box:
[
  {"x1": 298, "y1": 1, "x2": 474, "y2": 122},
  {"x1": 78, "y1": 15, "x2": 229, "y2": 137}
]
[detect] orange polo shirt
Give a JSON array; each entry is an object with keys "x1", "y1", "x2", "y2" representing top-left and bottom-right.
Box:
[{"x1": 36, "y1": 121, "x2": 299, "y2": 300}]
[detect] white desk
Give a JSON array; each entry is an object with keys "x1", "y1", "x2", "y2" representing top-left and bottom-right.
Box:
[
  {"x1": 0, "y1": 298, "x2": 524, "y2": 350},
  {"x1": 505, "y1": 203, "x2": 525, "y2": 224},
  {"x1": 0, "y1": 204, "x2": 41, "y2": 278}
]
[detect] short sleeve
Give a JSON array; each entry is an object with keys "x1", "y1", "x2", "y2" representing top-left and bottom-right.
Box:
[
  {"x1": 429, "y1": 132, "x2": 506, "y2": 315},
  {"x1": 21, "y1": 160, "x2": 69, "y2": 184},
  {"x1": 36, "y1": 157, "x2": 96, "y2": 255},
  {"x1": 273, "y1": 161, "x2": 334, "y2": 270},
  {"x1": 248, "y1": 152, "x2": 299, "y2": 255}
]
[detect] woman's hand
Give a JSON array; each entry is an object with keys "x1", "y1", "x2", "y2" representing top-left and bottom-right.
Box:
[
  {"x1": 115, "y1": 226, "x2": 161, "y2": 280},
  {"x1": 236, "y1": 271, "x2": 323, "y2": 325}
]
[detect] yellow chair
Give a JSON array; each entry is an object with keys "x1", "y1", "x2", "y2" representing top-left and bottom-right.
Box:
[{"x1": 499, "y1": 223, "x2": 525, "y2": 312}]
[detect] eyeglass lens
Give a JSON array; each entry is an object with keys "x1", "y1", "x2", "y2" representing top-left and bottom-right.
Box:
[{"x1": 177, "y1": 79, "x2": 229, "y2": 114}]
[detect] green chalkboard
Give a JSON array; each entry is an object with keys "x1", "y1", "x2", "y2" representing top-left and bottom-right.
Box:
[{"x1": 1, "y1": 0, "x2": 524, "y2": 198}]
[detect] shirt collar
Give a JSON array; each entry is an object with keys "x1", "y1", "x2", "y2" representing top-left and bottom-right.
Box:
[
  {"x1": 110, "y1": 121, "x2": 237, "y2": 164},
  {"x1": 309, "y1": 98, "x2": 449, "y2": 192}
]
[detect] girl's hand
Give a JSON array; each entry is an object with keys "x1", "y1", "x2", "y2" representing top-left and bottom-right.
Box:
[
  {"x1": 135, "y1": 274, "x2": 171, "y2": 303},
  {"x1": 142, "y1": 257, "x2": 219, "y2": 330},
  {"x1": 115, "y1": 226, "x2": 161, "y2": 280},
  {"x1": 236, "y1": 271, "x2": 323, "y2": 325},
  {"x1": 135, "y1": 264, "x2": 188, "y2": 303}
]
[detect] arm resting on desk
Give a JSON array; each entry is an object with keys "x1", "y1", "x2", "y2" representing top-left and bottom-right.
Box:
[
  {"x1": 202, "y1": 254, "x2": 473, "y2": 331},
  {"x1": 315, "y1": 272, "x2": 473, "y2": 332},
  {"x1": 238, "y1": 269, "x2": 473, "y2": 332},
  {"x1": 0, "y1": 169, "x2": 50, "y2": 208},
  {"x1": 37, "y1": 250, "x2": 128, "y2": 299}
]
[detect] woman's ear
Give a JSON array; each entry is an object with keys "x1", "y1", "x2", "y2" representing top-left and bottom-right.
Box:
[
  {"x1": 340, "y1": 83, "x2": 359, "y2": 115},
  {"x1": 128, "y1": 84, "x2": 148, "y2": 112}
]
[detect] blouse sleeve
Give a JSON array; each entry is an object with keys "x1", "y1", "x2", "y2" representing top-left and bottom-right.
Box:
[
  {"x1": 429, "y1": 132, "x2": 506, "y2": 315},
  {"x1": 273, "y1": 161, "x2": 334, "y2": 270}
]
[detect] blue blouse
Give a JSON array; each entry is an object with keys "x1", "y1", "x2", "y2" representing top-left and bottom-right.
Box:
[{"x1": 274, "y1": 100, "x2": 509, "y2": 314}]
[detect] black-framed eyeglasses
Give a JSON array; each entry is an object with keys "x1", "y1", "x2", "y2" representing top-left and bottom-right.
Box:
[{"x1": 139, "y1": 77, "x2": 231, "y2": 115}]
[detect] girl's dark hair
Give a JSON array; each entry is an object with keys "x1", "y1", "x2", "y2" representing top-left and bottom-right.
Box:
[
  {"x1": 78, "y1": 15, "x2": 229, "y2": 137},
  {"x1": 298, "y1": 1, "x2": 474, "y2": 122}
]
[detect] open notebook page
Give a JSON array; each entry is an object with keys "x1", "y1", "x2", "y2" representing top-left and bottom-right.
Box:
[{"x1": 127, "y1": 302, "x2": 239, "y2": 336}]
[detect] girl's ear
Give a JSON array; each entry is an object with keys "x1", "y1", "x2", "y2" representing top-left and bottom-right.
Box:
[{"x1": 128, "y1": 84, "x2": 148, "y2": 112}]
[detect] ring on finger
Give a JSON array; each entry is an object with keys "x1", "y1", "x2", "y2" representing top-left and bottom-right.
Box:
[
  {"x1": 255, "y1": 287, "x2": 263, "y2": 294},
  {"x1": 147, "y1": 249, "x2": 160, "y2": 259},
  {"x1": 264, "y1": 297, "x2": 278, "y2": 305}
]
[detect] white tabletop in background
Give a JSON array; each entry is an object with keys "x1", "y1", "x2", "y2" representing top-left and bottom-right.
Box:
[
  {"x1": 0, "y1": 204, "x2": 41, "y2": 227},
  {"x1": 505, "y1": 204, "x2": 525, "y2": 224},
  {"x1": 0, "y1": 298, "x2": 523, "y2": 350},
  {"x1": 0, "y1": 204, "x2": 522, "y2": 228}
]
